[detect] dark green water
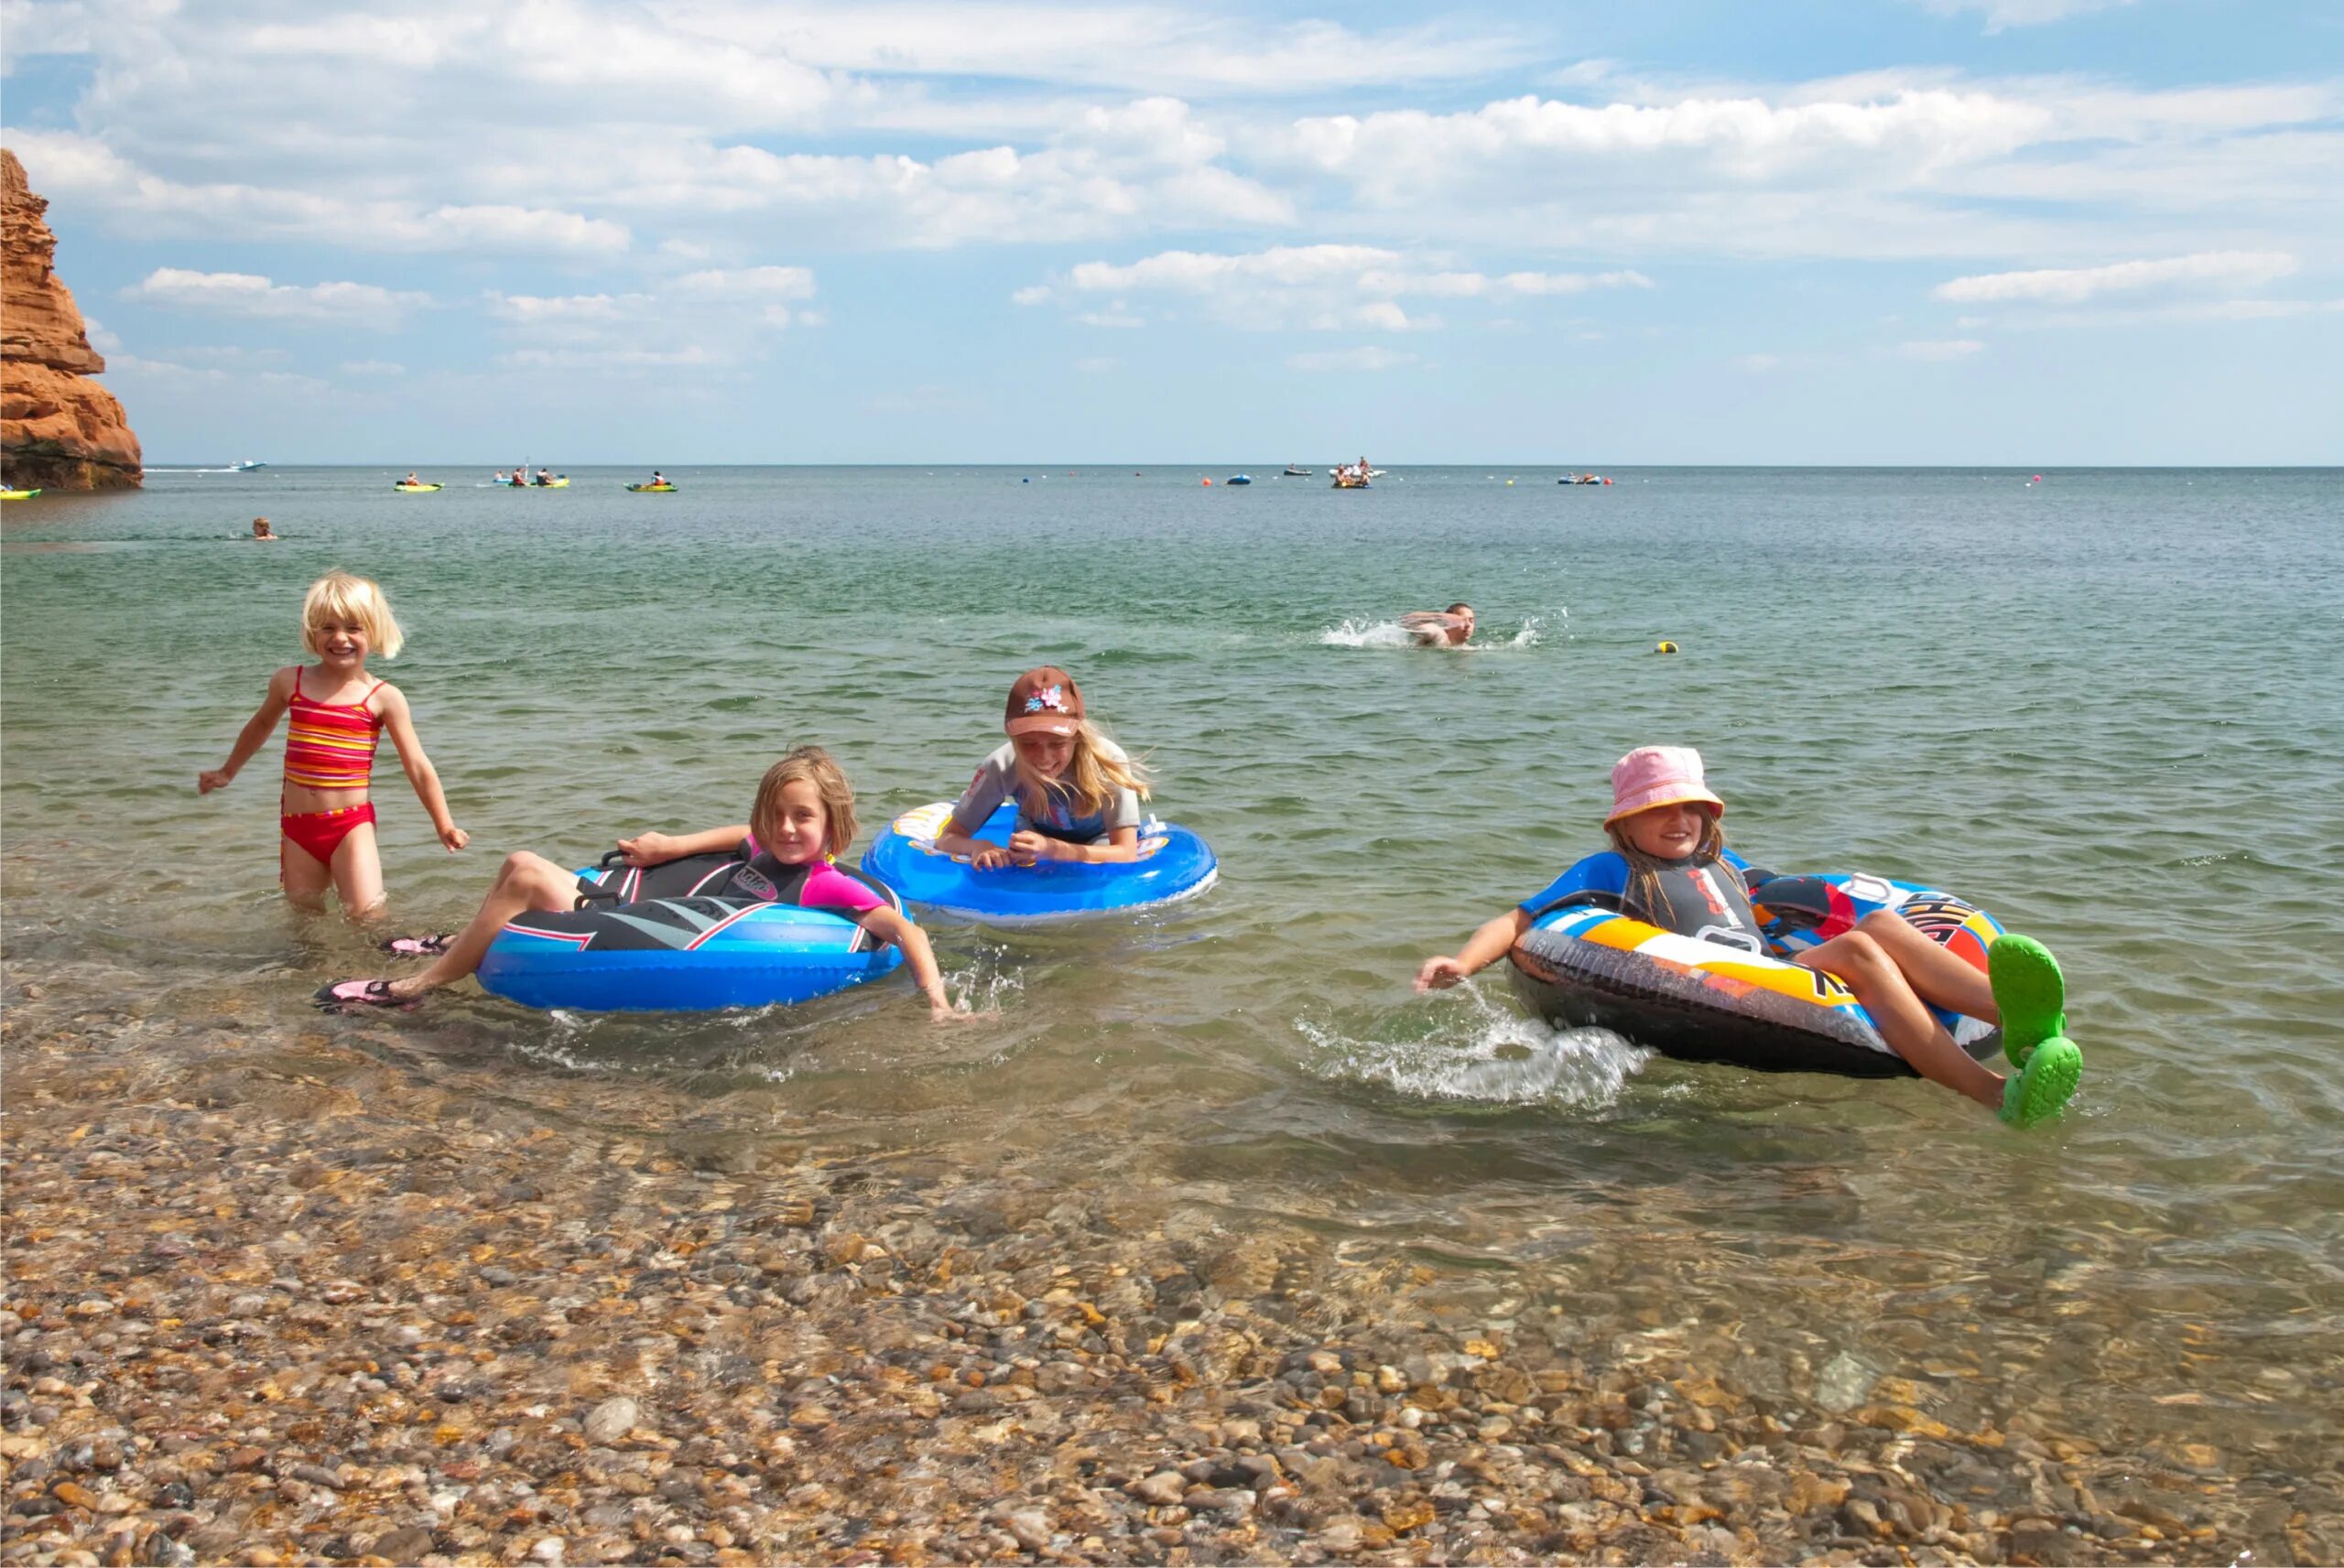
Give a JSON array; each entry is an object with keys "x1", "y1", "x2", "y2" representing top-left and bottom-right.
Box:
[{"x1": 5, "y1": 465, "x2": 2341, "y2": 1478}]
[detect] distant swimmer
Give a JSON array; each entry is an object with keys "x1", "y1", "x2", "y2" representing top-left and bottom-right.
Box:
[
  {"x1": 251, "y1": 517, "x2": 279, "y2": 542},
  {"x1": 1401, "y1": 602, "x2": 1475, "y2": 647}
]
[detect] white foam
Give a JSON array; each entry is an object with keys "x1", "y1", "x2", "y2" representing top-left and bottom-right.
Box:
[
  {"x1": 1316, "y1": 612, "x2": 1553, "y2": 651},
  {"x1": 1297, "y1": 987, "x2": 1650, "y2": 1109}
]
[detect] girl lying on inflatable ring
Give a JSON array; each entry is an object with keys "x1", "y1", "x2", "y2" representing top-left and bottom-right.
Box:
[
  {"x1": 1414, "y1": 745, "x2": 2084, "y2": 1128},
  {"x1": 319, "y1": 746, "x2": 975, "y2": 1022}
]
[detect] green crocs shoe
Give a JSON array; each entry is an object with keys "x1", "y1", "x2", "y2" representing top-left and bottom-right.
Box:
[
  {"x1": 2000, "y1": 1036, "x2": 2082, "y2": 1129},
  {"x1": 1990, "y1": 933, "x2": 2067, "y2": 1069}
]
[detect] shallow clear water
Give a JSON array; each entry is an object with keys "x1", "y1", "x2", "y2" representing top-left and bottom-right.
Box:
[{"x1": 5, "y1": 464, "x2": 2341, "y2": 1479}]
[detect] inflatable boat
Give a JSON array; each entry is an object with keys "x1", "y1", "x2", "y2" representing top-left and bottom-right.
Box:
[
  {"x1": 861, "y1": 800, "x2": 1216, "y2": 924},
  {"x1": 475, "y1": 854, "x2": 904, "y2": 1011},
  {"x1": 1508, "y1": 858, "x2": 2004, "y2": 1076}
]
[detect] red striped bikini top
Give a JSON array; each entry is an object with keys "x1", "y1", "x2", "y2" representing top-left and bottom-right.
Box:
[{"x1": 283, "y1": 669, "x2": 385, "y2": 789}]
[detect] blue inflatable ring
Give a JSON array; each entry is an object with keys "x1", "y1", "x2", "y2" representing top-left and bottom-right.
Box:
[
  {"x1": 477, "y1": 876, "x2": 903, "y2": 1012},
  {"x1": 861, "y1": 801, "x2": 1217, "y2": 924}
]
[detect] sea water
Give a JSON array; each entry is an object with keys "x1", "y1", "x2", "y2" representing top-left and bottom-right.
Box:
[{"x1": 5, "y1": 464, "x2": 2341, "y2": 1481}]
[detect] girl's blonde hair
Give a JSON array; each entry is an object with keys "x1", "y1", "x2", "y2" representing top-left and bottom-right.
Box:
[
  {"x1": 302, "y1": 570, "x2": 405, "y2": 659},
  {"x1": 752, "y1": 746, "x2": 858, "y2": 860},
  {"x1": 1606, "y1": 805, "x2": 1729, "y2": 922},
  {"x1": 1016, "y1": 719, "x2": 1152, "y2": 821}
]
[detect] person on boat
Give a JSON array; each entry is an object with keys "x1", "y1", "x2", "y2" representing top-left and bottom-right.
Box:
[
  {"x1": 535, "y1": 468, "x2": 554, "y2": 486},
  {"x1": 251, "y1": 517, "x2": 279, "y2": 542},
  {"x1": 402, "y1": 472, "x2": 421, "y2": 486},
  {"x1": 1411, "y1": 746, "x2": 2085, "y2": 1128},
  {"x1": 492, "y1": 470, "x2": 508, "y2": 484},
  {"x1": 934, "y1": 666, "x2": 1153, "y2": 869},
  {"x1": 1403, "y1": 603, "x2": 1474, "y2": 646},
  {"x1": 650, "y1": 470, "x2": 668, "y2": 487}
]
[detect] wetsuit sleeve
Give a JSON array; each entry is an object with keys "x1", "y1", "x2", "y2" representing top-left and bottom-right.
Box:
[
  {"x1": 796, "y1": 863, "x2": 886, "y2": 915},
  {"x1": 1518, "y1": 852, "x2": 1629, "y2": 919},
  {"x1": 946, "y1": 746, "x2": 1015, "y2": 838}
]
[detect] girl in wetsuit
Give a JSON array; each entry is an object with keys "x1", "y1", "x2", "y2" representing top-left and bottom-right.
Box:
[
  {"x1": 320, "y1": 746, "x2": 971, "y2": 1022},
  {"x1": 1413, "y1": 746, "x2": 2083, "y2": 1127},
  {"x1": 199, "y1": 571, "x2": 467, "y2": 916},
  {"x1": 933, "y1": 666, "x2": 1153, "y2": 869}
]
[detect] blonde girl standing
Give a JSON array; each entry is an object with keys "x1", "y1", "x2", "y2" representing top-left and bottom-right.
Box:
[
  {"x1": 199, "y1": 570, "x2": 467, "y2": 915},
  {"x1": 935, "y1": 665, "x2": 1153, "y2": 870}
]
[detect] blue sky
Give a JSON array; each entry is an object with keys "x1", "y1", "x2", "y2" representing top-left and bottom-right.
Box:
[{"x1": 3, "y1": 0, "x2": 2338, "y2": 463}]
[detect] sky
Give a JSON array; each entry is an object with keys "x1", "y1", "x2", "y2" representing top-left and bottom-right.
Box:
[{"x1": 1, "y1": 0, "x2": 2339, "y2": 464}]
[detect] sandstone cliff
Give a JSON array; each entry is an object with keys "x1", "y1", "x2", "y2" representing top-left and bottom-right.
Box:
[{"x1": 2, "y1": 147, "x2": 142, "y2": 490}]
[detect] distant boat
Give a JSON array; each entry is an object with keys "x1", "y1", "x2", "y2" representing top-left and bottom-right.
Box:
[
  {"x1": 1332, "y1": 472, "x2": 1371, "y2": 490},
  {"x1": 229, "y1": 460, "x2": 267, "y2": 471},
  {"x1": 1226, "y1": 474, "x2": 1253, "y2": 485},
  {"x1": 627, "y1": 482, "x2": 677, "y2": 492},
  {"x1": 392, "y1": 481, "x2": 443, "y2": 492},
  {"x1": 0, "y1": 487, "x2": 41, "y2": 501},
  {"x1": 1282, "y1": 464, "x2": 1312, "y2": 477},
  {"x1": 1557, "y1": 473, "x2": 1611, "y2": 485}
]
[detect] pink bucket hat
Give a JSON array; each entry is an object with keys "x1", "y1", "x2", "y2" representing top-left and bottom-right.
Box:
[{"x1": 1604, "y1": 745, "x2": 1725, "y2": 827}]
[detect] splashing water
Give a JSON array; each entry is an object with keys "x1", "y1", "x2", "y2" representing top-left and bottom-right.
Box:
[
  {"x1": 1297, "y1": 985, "x2": 1650, "y2": 1109},
  {"x1": 1317, "y1": 612, "x2": 1551, "y2": 650}
]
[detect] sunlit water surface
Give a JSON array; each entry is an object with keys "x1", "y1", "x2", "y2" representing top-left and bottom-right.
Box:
[{"x1": 5, "y1": 464, "x2": 2340, "y2": 1484}]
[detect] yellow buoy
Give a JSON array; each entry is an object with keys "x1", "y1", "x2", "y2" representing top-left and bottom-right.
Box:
[{"x1": 1655, "y1": 640, "x2": 1679, "y2": 654}]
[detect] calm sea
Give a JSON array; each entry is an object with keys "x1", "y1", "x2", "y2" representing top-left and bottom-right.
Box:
[{"x1": 5, "y1": 464, "x2": 2341, "y2": 1477}]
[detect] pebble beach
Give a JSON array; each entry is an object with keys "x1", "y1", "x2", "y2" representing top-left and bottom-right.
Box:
[{"x1": 7, "y1": 952, "x2": 2337, "y2": 1568}]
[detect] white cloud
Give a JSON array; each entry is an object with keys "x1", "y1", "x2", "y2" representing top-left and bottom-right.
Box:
[
  {"x1": 483, "y1": 265, "x2": 819, "y2": 368},
  {"x1": 82, "y1": 316, "x2": 123, "y2": 352},
  {"x1": 1897, "y1": 338, "x2": 1986, "y2": 359},
  {"x1": 7, "y1": 131, "x2": 629, "y2": 254},
  {"x1": 341, "y1": 359, "x2": 406, "y2": 376},
  {"x1": 1916, "y1": 0, "x2": 2138, "y2": 34},
  {"x1": 1036, "y1": 245, "x2": 1651, "y2": 332},
  {"x1": 1934, "y1": 250, "x2": 2298, "y2": 303},
  {"x1": 1733, "y1": 352, "x2": 1783, "y2": 373},
  {"x1": 125, "y1": 268, "x2": 429, "y2": 327},
  {"x1": 1286, "y1": 346, "x2": 1418, "y2": 372}
]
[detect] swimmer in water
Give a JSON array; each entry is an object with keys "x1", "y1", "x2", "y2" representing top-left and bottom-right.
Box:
[
  {"x1": 251, "y1": 517, "x2": 279, "y2": 541},
  {"x1": 1402, "y1": 602, "x2": 1474, "y2": 646}
]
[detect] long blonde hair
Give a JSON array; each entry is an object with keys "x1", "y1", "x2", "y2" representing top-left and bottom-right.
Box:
[
  {"x1": 1016, "y1": 719, "x2": 1151, "y2": 820},
  {"x1": 751, "y1": 746, "x2": 858, "y2": 860},
  {"x1": 1606, "y1": 806, "x2": 1729, "y2": 921},
  {"x1": 302, "y1": 570, "x2": 405, "y2": 659}
]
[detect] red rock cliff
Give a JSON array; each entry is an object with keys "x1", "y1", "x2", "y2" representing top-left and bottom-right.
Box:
[{"x1": 2, "y1": 147, "x2": 142, "y2": 490}]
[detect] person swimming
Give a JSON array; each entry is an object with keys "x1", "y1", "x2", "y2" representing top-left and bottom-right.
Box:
[{"x1": 1401, "y1": 602, "x2": 1475, "y2": 646}]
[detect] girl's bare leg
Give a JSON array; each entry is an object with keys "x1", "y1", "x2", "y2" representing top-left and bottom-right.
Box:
[
  {"x1": 330, "y1": 820, "x2": 387, "y2": 920},
  {"x1": 387, "y1": 851, "x2": 577, "y2": 999},
  {"x1": 1850, "y1": 910, "x2": 1997, "y2": 1021},
  {"x1": 281, "y1": 836, "x2": 332, "y2": 913},
  {"x1": 1798, "y1": 932, "x2": 2003, "y2": 1108}
]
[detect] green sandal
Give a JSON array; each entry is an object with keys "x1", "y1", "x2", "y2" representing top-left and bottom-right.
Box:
[
  {"x1": 2001, "y1": 1036, "x2": 2082, "y2": 1129},
  {"x1": 1990, "y1": 934, "x2": 2067, "y2": 1069}
]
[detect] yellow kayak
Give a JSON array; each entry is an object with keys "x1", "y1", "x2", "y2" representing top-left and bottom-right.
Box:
[
  {"x1": 535, "y1": 477, "x2": 570, "y2": 489},
  {"x1": 0, "y1": 488, "x2": 40, "y2": 501},
  {"x1": 626, "y1": 482, "x2": 676, "y2": 492},
  {"x1": 393, "y1": 482, "x2": 443, "y2": 492}
]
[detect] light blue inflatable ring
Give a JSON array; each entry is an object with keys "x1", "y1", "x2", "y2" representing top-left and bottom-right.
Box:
[
  {"x1": 861, "y1": 801, "x2": 1217, "y2": 924},
  {"x1": 477, "y1": 872, "x2": 903, "y2": 1012}
]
